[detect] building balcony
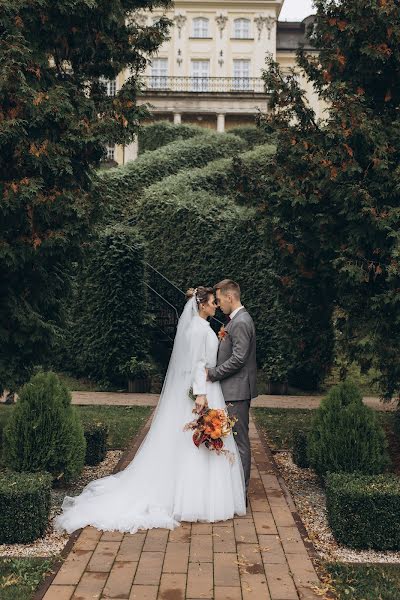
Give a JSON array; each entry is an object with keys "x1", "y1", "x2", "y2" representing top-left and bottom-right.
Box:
[{"x1": 141, "y1": 76, "x2": 267, "y2": 95}]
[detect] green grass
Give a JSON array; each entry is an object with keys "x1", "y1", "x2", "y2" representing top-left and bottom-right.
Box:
[
  {"x1": 252, "y1": 407, "x2": 395, "y2": 452},
  {"x1": 0, "y1": 557, "x2": 57, "y2": 600},
  {"x1": 325, "y1": 562, "x2": 400, "y2": 600}
]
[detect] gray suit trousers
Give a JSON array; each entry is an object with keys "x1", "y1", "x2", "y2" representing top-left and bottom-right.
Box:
[{"x1": 226, "y1": 398, "x2": 251, "y2": 495}]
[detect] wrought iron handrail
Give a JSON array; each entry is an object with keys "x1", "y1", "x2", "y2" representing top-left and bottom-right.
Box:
[
  {"x1": 145, "y1": 262, "x2": 224, "y2": 343},
  {"x1": 141, "y1": 76, "x2": 267, "y2": 94}
]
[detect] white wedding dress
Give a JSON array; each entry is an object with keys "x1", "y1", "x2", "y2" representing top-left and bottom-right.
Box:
[{"x1": 54, "y1": 296, "x2": 246, "y2": 534}]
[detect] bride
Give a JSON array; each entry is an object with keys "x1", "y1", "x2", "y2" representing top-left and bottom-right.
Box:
[{"x1": 54, "y1": 286, "x2": 246, "y2": 534}]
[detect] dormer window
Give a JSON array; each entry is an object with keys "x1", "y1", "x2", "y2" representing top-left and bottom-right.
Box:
[
  {"x1": 193, "y1": 17, "x2": 209, "y2": 38},
  {"x1": 233, "y1": 18, "x2": 251, "y2": 39}
]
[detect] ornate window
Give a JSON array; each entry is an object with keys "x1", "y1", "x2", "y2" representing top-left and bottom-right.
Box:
[
  {"x1": 105, "y1": 144, "x2": 115, "y2": 160},
  {"x1": 150, "y1": 58, "x2": 168, "y2": 89},
  {"x1": 233, "y1": 59, "x2": 251, "y2": 90},
  {"x1": 233, "y1": 18, "x2": 251, "y2": 39},
  {"x1": 193, "y1": 17, "x2": 209, "y2": 38},
  {"x1": 190, "y1": 59, "x2": 210, "y2": 91}
]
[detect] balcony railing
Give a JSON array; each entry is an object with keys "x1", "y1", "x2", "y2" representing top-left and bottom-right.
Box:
[{"x1": 142, "y1": 76, "x2": 267, "y2": 94}]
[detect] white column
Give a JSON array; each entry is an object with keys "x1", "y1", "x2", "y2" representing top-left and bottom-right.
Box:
[
  {"x1": 124, "y1": 136, "x2": 138, "y2": 163},
  {"x1": 174, "y1": 113, "x2": 182, "y2": 124},
  {"x1": 217, "y1": 113, "x2": 225, "y2": 133}
]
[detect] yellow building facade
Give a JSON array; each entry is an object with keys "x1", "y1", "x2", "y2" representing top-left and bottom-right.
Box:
[{"x1": 108, "y1": 1, "x2": 321, "y2": 165}]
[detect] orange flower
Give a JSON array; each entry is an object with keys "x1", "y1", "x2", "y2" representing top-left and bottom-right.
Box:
[{"x1": 218, "y1": 326, "x2": 228, "y2": 341}]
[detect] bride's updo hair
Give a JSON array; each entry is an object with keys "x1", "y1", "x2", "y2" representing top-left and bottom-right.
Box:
[{"x1": 186, "y1": 286, "x2": 214, "y2": 308}]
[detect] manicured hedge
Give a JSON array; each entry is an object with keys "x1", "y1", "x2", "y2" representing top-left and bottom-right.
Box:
[
  {"x1": 326, "y1": 472, "x2": 400, "y2": 550},
  {"x1": 228, "y1": 125, "x2": 276, "y2": 148},
  {"x1": 96, "y1": 131, "x2": 246, "y2": 223},
  {"x1": 84, "y1": 422, "x2": 109, "y2": 466},
  {"x1": 0, "y1": 471, "x2": 52, "y2": 543},
  {"x1": 308, "y1": 380, "x2": 390, "y2": 478},
  {"x1": 292, "y1": 430, "x2": 310, "y2": 468},
  {"x1": 138, "y1": 121, "x2": 204, "y2": 153},
  {"x1": 70, "y1": 225, "x2": 149, "y2": 386}
]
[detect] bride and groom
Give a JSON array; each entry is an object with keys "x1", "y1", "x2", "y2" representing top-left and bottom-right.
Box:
[{"x1": 55, "y1": 279, "x2": 257, "y2": 534}]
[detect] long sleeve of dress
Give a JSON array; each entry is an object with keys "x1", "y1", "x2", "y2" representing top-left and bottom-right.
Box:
[{"x1": 191, "y1": 325, "x2": 208, "y2": 396}]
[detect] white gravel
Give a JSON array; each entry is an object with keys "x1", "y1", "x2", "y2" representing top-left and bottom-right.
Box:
[
  {"x1": 274, "y1": 451, "x2": 400, "y2": 564},
  {"x1": 0, "y1": 450, "x2": 122, "y2": 558}
]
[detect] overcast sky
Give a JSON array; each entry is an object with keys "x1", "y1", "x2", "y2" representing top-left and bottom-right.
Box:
[{"x1": 279, "y1": 0, "x2": 315, "y2": 21}]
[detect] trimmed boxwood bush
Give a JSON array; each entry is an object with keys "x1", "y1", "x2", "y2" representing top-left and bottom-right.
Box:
[
  {"x1": 70, "y1": 225, "x2": 149, "y2": 386},
  {"x1": 308, "y1": 380, "x2": 390, "y2": 479},
  {"x1": 292, "y1": 430, "x2": 310, "y2": 468},
  {"x1": 3, "y1": 371, "x2": 86, "y2": 484},
  {"x1": 84, "y1": 422, "x2": 109, "y2": 466},
  {"x1": 138, "y1": 121, "x2": 204, "y2": 153},
  {"x1": 0, "y1": 470, "x2": 52, "y2": 543},
  {"x1": 326, "y1": 472, "x2": 400, "y2": 550}
]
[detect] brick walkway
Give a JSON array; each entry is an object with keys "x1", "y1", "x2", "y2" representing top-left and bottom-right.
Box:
[{"x1": 40, "y1": 415, "x2": 322, "y2": 600}]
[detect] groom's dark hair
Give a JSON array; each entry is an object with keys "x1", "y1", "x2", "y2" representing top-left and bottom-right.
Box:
[{"x1": 214, "y1": 279, "x2": 241, "y2": 299}]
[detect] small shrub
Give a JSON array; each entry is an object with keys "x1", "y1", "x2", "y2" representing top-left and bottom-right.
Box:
[
  {"x1": 308, "y1": 380, "x2": 390, "y2": 478},
  {"x1": 326, "y1": 472, "x2": 400, "y2": 550},
  {"x1": 3, "y1": 371, "x2": 86, "y2": 484},
  {"x1": 0, "y1": 471, "x2": 52, "y2": 543},
  {"x1": 292, "y1": 430, "x2": 310, "y2": 468},
  {"x1": 84, "y1": 422, "x2": 109, "y2": 466},
  {"x1": 228, "y1": 125, "x2": 275, "y2": 148}
]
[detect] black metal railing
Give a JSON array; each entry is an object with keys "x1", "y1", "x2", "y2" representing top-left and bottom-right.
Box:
[
  {"x1": 142, "y1": 76, "x2": 266, "y2": 94},
  {"x1": 145, "y1": 262, "x2": 224, "y2": 343}
]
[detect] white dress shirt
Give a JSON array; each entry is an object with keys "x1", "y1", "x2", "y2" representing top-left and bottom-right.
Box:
[{"x1": 229, "y1": 305, "x2": 244, "y2": 320}]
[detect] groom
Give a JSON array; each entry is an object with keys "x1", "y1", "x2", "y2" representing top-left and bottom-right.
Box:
[{"x1": 206, "y1": 279, "x2": 257, "y2": 505}]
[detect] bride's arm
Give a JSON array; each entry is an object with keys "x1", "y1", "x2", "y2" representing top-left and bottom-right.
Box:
[{"x1": 191, "y1": 327, "x2": 208, "y2": 411}]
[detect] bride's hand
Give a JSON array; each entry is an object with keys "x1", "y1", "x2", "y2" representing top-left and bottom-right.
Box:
[{"x1": 195, "y1": 395, "x2": 207, "y2": 413}]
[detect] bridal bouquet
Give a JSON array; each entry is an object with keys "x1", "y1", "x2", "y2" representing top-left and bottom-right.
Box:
[{"x1": 183, "y1": 404, "x2": 238, "y2": 464}]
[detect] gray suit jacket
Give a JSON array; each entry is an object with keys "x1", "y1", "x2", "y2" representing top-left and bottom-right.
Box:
[{"x1": 208, "y1": 308, "x2": 257, "y2": 401}]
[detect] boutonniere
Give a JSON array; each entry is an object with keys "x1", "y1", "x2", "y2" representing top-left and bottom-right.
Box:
[{"x1": 218, "y1": 326, "x2": 228, "y2": 342}]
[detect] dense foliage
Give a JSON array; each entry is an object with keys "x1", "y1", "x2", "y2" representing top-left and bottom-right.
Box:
[
  {"x1": 308, "y1": 380, "x2": 389, "y2": 478},
  {"x1": 138, "y1": 121, "x2": 204, "y2": 153},
  {"x1": 0, "y1": 0, "x2": 171, "y2": 394},
  {"x1": 3, "y1": 371, "x2": 86, "y2": 483},
  {"x1": 258, "y1": 0, "x2": 400, "y2": 399}
]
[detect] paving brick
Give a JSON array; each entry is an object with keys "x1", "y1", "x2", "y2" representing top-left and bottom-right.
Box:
[
  {"x1": 241, "y1": 573, "x2": 271, "y2": 600},
  {"x1": 269, "y1": 505, "x2": 296, "y2": 528},
  {"x1": 277, "y1": 526, "x2": 308, "y2": 556},
  {"x1": 190, "y1": 522, "x2": 212, "y2": 535},
  {"x1": 213, "y1": 525, "x2": 237, "y2": 553},
  {"x1": 101, "y1": 531, "x2": 124, "y2": 542},
  {"x1": 71, "y1": 571, "x2": 108, "y2": 599},
  {"x1": 233, "y1": 518, "x2": 258, "y2": 544},
  {"x1": 264, "y1": 563, "x2": 298, "y2": 600},
  {"x1": 53, "y1": 549, "x2": 93, "y2": 585},
  {"x1": 103, "y1": 561, "x2": 137, "y2": 598},
  {"x1": 168, "y1": 523, "x2": 192, "y2": 543},
  {"x1": 116, "y1": 534, "x2": 146, "y2": 562},
  {"x1": 143, "y1": 529, "x2": 169, "y2": 552},
  {"x1": 87, "y1": 541, "x2": 121, "y2": 572},
  {"x1": 258, "y1": 535, "x2": 286, "y2": 565},
  {"x1": 129, "y1": 585, "x2": 158, "y2": 600},
  {"x1": 158, "y1": 573, "x2": 187, "y2": 600},
  {"x1": 163, "y1": 541, "x2": 189, "y2": 573},
  {"x1": 42, "y1": 585, "x2": 75, "y2": 600},
  {"x1": 186, "y1": 562, "x2": 213, "y2": 598},
  {"x1": 252, "y1": 511, "x2": 277, "y2": 536},
  {"x1": 214, "y1": 552, "x2": 240, "y2": 587},
  {"x1": 189, "y1": 534, "x2": 213, "y2": 562},
  {"x1": 214, "y1": 587, "x2": 242, "y2": 600},
  {"x1": 134, "y1": 552, "x2": 164, "y2": 586}
]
